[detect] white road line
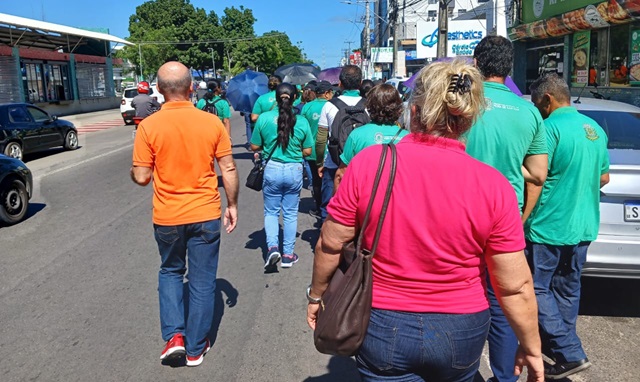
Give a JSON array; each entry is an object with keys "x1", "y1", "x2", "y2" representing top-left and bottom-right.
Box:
[{"x1": 35, "y1": 144, "x2": 133, "y2": 181}]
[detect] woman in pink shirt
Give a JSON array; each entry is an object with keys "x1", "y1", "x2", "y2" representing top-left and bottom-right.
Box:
[{"x1": 307, "y1": 59, "x2": 544, "y2": 382}]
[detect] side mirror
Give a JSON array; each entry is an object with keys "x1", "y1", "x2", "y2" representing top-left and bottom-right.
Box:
[{"x1": 52, "y1": 115, "x2": 58, "y2": 121}]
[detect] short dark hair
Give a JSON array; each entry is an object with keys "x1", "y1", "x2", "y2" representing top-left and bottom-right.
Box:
[
  {"x1": 360, "y1": 79, "x2": 375, "y2": 98},
  {"x1": 268, "y1": 75, "x2": 282, "y2": 91},
  {"x1": 366, "y1": 84, "x2": 404, "y2": 125},
  {"x1": 530, "y1": 73, "x2": 571, "y2": 104},
  {"x1": 339, "y1": 65, "x2": 362, "y2": 90},
  {"x1": 207, "y1": 79, "x2": 220, "y2": 91},
  {"x1": 473, "y1": 36, "x2": 513, "y2": 79}
]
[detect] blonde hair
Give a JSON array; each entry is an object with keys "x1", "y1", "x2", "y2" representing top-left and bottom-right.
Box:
[{"x1": 410, "y1": 58, "x2": 485, "y2": 139}]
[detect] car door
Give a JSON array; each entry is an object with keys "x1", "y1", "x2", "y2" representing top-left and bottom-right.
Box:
[
  {"x1": 6, "y1": 106, "x2": 40, "y2": 153},
  {"x1": 26, "y1": 105, "x2": 62, "y2": 149}
]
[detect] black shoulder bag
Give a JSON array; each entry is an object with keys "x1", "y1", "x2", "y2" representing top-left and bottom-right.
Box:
[{"x1": 245, "y1": 144, "x2": 277, "y2": 192}]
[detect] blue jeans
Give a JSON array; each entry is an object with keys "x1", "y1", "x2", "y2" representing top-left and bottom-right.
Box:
[
  {"x1": 263, "y1": 161, "x2": 303, "y2": 255},
  {"x1": 320, "y1": 167, "x2": 337, "y2": 221},
  {"x1": 525, "y1": 241, "x2": 589, "y2": 364},
  {"x1": 244, "y1": 113, "x2": 253, "y2": 145},
  {"x1": 485, "y1": 272, "x2": 519, "y2": 382},
  {"x1": 357, "y1": 309, "x2": 490, "y2": 382},
  {"x1": 154, "y1": 219, "x2": 221, "y2": 356}
]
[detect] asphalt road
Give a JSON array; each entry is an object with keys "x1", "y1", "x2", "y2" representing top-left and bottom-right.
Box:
[{"x1": 0, "y1": 111, "x2": 638, "y2": 382}]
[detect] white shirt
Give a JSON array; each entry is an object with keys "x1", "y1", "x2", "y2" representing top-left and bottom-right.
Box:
[{"x1": 318, "y1": 94, "x2": 363, "y2": 169}]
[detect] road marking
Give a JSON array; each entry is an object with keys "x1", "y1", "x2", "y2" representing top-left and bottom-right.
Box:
[
  {"x1": 76, "y1": 119, "x2": 124, "y2": 134},
  {"x1": 35, "y1": 144, "x2": 133, "y2": 180}
]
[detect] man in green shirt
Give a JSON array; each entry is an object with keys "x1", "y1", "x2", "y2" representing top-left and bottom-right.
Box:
[
  {"x1": 196, "y1": 80, "x2": 231, "y2": 138},
  {"x1": 466, "y1": 36, "x2": 549, "y2": 382},
  {"x1": 525, "y1": 74, "x2": 609, "y2": 380},
  {"x1": 301, "y1": 80, "x2": 333, "y2": 216}
]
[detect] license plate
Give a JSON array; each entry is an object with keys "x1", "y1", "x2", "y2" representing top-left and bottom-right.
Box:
[{"x1": 624, "y1": 202, "x2": 640, "y2": 222}]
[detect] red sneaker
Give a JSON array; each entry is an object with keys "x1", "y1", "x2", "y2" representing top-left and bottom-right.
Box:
[
  {"x1": 186, "y1": 338, "x2": 211, "y2": 367},
  {"x1": 160, "y1": 333, "x2": 186, "y2": 361}
]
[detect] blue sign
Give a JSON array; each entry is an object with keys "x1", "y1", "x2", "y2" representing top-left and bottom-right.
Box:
[{"x1": 405, "y1": 50, "x2": 419, "y2": 60}]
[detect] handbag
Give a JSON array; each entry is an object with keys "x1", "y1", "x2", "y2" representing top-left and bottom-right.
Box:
[
  {"x1": 313, "y1": 142, "x2": 397, "y2": 356},
  {"x1": 245, "y1": 144, "x2": 277, "y2": 191}
]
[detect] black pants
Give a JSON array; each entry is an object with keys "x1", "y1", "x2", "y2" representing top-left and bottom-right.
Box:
[{"x1": 306, "y1": 160, "x2": 322, "y2": 211}]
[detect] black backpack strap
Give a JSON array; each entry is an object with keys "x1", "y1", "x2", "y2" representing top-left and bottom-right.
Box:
[{"x1": 329, "y1": 97, "x2": 348, "y2": 110}]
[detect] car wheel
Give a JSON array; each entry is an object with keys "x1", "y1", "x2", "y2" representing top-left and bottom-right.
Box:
[
  {"x1": 64, "y1": 130, "x2": 79, "y2": 150},
  {"x1": 4, "y1": 142, "x2": 23, "y2": 160},
  {"x1": 0, "y1": 179, "x2": 29, "y2": 225}
]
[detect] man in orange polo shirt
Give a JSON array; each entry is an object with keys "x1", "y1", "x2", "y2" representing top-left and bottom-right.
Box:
[{"x1": 130, "y1": 61, "x2": 239, "y2": 367}]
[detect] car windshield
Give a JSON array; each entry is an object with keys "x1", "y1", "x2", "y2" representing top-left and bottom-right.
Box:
[
  {"x1": 124, "y1": 89, "x2": 138, "y2": 98},
  {"x1": 580, "y1": 110, "x2": 640, "y2": 150}
]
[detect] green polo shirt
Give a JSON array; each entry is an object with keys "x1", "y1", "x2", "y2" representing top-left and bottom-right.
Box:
[
  {"x1": 196, "y1": 95, "x2": 230, "y2": 119},
  {"x1": 252, "y1": 91, "x2": 276, "y2": 115},
  {"x1": 301, "y1": 98, "x2": 328, "y2": 161},
  {"x1": 251, "y1": 110, "x2": 313, "y2": 163},
  {"x1": 525, "y1": 107, "x2": 609, "y2": 245},
  {"x1": 465, "y1": 82, "x2": 547, "y2": 209},
  {"x1": 340, "y1": 123, "x2": 408, "y2": 166}
]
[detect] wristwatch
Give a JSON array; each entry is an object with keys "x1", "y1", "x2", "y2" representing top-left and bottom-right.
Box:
[{"x1": 306, "y1": 285, "x2": 322, "y2": 304}]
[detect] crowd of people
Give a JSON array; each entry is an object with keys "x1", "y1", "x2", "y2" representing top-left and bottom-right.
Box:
[{"x1": 129, "y1": 35, "x2": 609, "y2": 382}]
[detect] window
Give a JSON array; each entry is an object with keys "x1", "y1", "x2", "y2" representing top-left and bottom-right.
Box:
[
  {"x1": 428, "y1": 0, "x2": 437, "y2": 4},
  {"x1": 26, "y1": 106, "x2": 49, "y2": 122},
  {"x1": 580, "y1": 111, "x2": 640, "y2": 150},
  {"x1": 76, "y1": 63, "x2": 109, "y2": 99},
  {"x1": 21, "y1": 62, "x2": 71, "y2": 103},
  {"x1": 428, "y1": 10, "x2": 437, "y2": 19},
  {"x1": 609, "y1": 25, "x2": 630, "y2": 87},
  {"x1": 589, "y1": 29, "x2": 608, "y2": 86},
  {"x1": 525, "y1": 43, "x2": 564, "y2": 92},
  {"x1": 8, "y1": 107, "x2": 31, "y2": 123}
]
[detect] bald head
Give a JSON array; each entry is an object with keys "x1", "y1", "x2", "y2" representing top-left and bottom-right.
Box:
[{"x1": 157, "y1": 61, "x2": 192, "y2": 101}]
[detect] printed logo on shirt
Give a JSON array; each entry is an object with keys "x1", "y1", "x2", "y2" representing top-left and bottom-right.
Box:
[
  {"x1": 374, "y1": 132, "x2": 384, "y2": 144},
  {"x1": 313, "y1": 112, "x2": 320, "y2": 120},
  {"x1": 584, "y1": 123, "x2": 599, "y2": 141},
  {"x1": 485, "y1": 98, "x2": 493, "y2": 111}
]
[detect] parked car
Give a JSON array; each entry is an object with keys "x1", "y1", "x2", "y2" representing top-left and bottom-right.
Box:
[
  {"x1": 120, "y1": 85, "x2": 164, "y2": 125},
  {"x1": 523, "y1": 95, "x2": 640, "y2": 278},
  {"x1": 385, "y1": 77, "x2": 410, "y2": 96},
  {"x1": 0, "y1": 103, "x2": 79, "y2": 161},
  {"x1": 0, "y1": 154, "x2": 32, "y2": 225}
]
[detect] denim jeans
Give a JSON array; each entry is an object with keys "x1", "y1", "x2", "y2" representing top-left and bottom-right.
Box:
[
  {"x1": 263, "y1": 161, "x2": 303, "y2": 255},
  {"x1": 244, "y1": 113, "x2": 253, "y2": 145},
  {"x1": 485, "y1": 272, "x2": 520, "y2": 382},
  {"x1": 525, "y1": 241, "x2": 589, "y2": 363},
  {"x1": 357, "y1": 308, "x2": 490, "y2": 382},
  {"x1": 320, "y1": 166, "x2": 337, "y2": 221},
  {"x1": 154, "y1": 219, "x2": 221, "y2": 356}
]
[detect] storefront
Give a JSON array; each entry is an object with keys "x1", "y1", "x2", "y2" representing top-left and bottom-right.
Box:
[{"x1": 509, "y1": 0, "x2": 640, "y2": 105}]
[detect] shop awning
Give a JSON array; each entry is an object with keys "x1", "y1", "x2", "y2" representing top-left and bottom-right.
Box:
[{"x1": 0, "y1": 12, "x2": 134, "y2": 52}]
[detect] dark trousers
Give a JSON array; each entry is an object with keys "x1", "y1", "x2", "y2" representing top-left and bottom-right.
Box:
[{"x1": 306, "y1": 160, "x2": 322, "y2": 211}]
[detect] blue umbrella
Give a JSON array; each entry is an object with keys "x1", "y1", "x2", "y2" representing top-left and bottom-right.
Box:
[{"x1": 226, "y1": 70, "x2": 269, "y2": 113}]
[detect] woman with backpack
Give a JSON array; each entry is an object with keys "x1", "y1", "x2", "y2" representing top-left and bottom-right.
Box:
[
  {"x1": 196, "y1": 80, "x2": 231, "y2": 138},
  {"x1": 250, "y1": 83, "x2": 314, "y2": 270}
]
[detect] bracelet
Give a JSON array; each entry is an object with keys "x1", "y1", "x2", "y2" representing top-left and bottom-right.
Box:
[{"x1": 306, "y1": 285, "x2": 322, "y2": 304}]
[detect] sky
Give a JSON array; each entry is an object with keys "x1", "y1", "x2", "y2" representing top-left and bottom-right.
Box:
[{"x1": 0, "y1": 0, "x2": 368, "y2": 69}]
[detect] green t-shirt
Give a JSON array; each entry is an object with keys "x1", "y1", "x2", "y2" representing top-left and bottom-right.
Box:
[
  {"x1": 301, "y1": 98, "x2": 328, "y2": 161},
  {"x1": 251, "y1": 110, "x2": 314, "y2": 163},
  {"x1": 465, "y1": 82, "x2": 547, "y2": 209},
  {"x1": 196, "y1": 95, "x2": 230, "y2": 119},
  {"x1": 252, "y1": 91, "x2": 276, "y2": 115},
  {"x1": 525, "y1": 107, "x2": 609, "y2": 245},
  {"x1": 340, "y1": 123, "x2": 408, "y2": 166}
]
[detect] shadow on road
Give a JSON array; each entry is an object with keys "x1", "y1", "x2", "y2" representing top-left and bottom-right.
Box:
[
  {"x1": 0, "y1": 202, "x2": 46, "y2": 229},
  {"x1": 22, "y1": 147, "x2": 82, "y2": 163},
  {"x1": 580, "y1": 277, "x2": 640, "y2": 318},
  {"x1": 303, "y1": 356, "x2": 361, "y2": 382},
  {"x1": 233, "y1": 151, "x2": 255, "y2": 161}
]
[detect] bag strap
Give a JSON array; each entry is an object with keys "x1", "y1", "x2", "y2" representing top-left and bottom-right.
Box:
[
  {"x1": 262, "y1": 143, "x2": 278, "y2": 166},
  {"x1": 355, "y1": 143, "x2": 397, "y2": 255},
  {"x1": 390, "y1": 128, "x2": 403, "y2": 143}
]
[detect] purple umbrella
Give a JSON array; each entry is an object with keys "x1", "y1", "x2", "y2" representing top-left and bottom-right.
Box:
[
  {"x1": 404, "y1": 57, "x2": 522, "y2": 96},
  {"x1": 318, "y1": 67, "x2": 342, "y2": 85}
]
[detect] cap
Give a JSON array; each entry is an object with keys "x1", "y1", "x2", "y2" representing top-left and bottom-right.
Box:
[
  {"x1": 304, "y1": 80, "x2": 318, "y2": 91},
  {"x1": 315, "y1": 80, "x2": 333, "y2": 94}
]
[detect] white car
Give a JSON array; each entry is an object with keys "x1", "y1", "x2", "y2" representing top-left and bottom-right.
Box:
[
  {"x1": 524, "y1": 95, "x2": 640, "y2": 278},
  {"x1": 120, "y1": 85, "x2": 164, "y2": 125}
]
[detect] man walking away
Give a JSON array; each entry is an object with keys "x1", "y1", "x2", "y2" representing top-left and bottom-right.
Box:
[
  {"x1": 526, "y1": 73, "x2": 609, "y2": 380},
  {"x1": 466, "y1": 36, "x2": 548, "y2": 382},
  {"x1": 131, "y1": 81, "x2": 161, "y2": 119},
  {"x1": 315, "y1": 65, "x2": 367, "y2": 221},
  {"x1": 130, "y1": 61, "x2": 239, "y2": 367}
]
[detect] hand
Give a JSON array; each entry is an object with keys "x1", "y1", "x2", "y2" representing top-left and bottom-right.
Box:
[
  {"x1": 224, "y1": 205, "x2": 238, "y2": 233},
  {"x1": 514, "y1": 345, "x2": 544, "y2": 382},
  {"x1": 317, "y1": 166, "x2": 324, "y2": 178},
  {"x1": 307, "y1": 302, "x2": 320, "y2": 330}
]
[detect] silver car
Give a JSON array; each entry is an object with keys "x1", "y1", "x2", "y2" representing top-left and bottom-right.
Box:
[{"x1": 572, "y1": 97, "x2": 640, "y2": 278}]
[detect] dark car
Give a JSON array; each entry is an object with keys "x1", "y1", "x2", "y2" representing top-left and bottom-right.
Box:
[
  {"x1": 0, "y1": 103, "x2": 79, "y2": 160},
  {"x1": 0, "y1": 154, "x2": 32, "y2": 225}
]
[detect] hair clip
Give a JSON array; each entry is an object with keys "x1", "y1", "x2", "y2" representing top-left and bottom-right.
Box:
[
  {"x1": 448, "y1": 74, "x2": 472, "y2": 95},
  {"x1": 279, "y1": 94, "x2": 291, "y2": 99}
]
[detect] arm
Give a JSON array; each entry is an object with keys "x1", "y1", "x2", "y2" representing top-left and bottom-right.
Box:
[
  {"x1": 522, "y1": 154, "x2": 548, "y2": 186},
  {"x1": 251, "y1": 113, "x2": 259, "y2": 123},
  {"x1": 487, "y1": 251, "x2": 544, "y2": 381},
  {"x1": 302, "y1": 148, "x2": 312, "y2": 157},
  {"x1": 316, "y1": 126, "x2": 328, "y2": 167},
  {"x1": 217, "y1": 154, "x2": 239, "y2": 233},
  {"x1": 130, "y1": 166, "x2": 152, "y2": 186},
  {"x1": 333, "y1": 164, "x2": 347, "y2": 194},
  {"x1": 521, "y1": 182, "x2": 543, "y2": 223},
  {"x1": 223, "y1": 118, "x2": 231, "y2": 139},
  {"x1": 600, "y1": 173, "x2": 610, "y2": 188},
  {"x1": 307, "y1": 216, "x2": 357, "y2": 330}
]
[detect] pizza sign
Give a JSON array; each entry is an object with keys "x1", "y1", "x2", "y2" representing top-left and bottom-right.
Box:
[{"x1": 522, "y1": 0, "x2": 603, "y2": 24}]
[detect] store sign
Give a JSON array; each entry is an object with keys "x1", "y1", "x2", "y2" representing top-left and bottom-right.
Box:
[
  {"x1": 571, "y1": 31, "x2": 591, "y2": 86},
  {"x1": 405, "y1": 50, "x2": 419, "y2": 60},
  {"x1": 630, "y1": 29, "x2": 640, "y2": 86},
  {"x1": 371, "y1": 47, "x2": 393, "y2": 63},
  {"x1": 522, "y1": 0, "x2": 601, "y2": 24},
  {"x1": 416, "y1": 20, "x2": 486, "y2": 59}
]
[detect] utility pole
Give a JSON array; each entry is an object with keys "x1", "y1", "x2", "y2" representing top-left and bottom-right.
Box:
[
  {"x1": 391, "y1": 0, "x2": 398, "y2": 78},
  {"x1": 209, "y1": 48, "x2": 216, "y2": 78},
  {"x1": 345, "y1": 40, "x2": 354, "y2": 64},
  {"x1": 437, "y1": 0, "x2": 450, "y2": 58},
  {"x1": 364, "y1": 0, "x2": 370, "y2": 77}
]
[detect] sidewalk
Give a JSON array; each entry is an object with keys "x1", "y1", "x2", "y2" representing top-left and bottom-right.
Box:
[{"x1": 61, "y1": 108, "x2": 122, "y2": 128}]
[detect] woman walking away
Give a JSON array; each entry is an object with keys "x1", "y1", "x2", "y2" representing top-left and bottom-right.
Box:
[
  {"x1": 251, "y1": 83, "x2": 314, "y2": 269},
  {"x1": 307, "y1": 59, "x2": 544, "y2": 382}
]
